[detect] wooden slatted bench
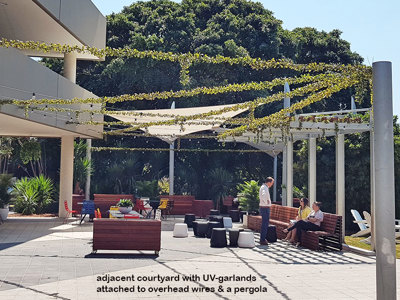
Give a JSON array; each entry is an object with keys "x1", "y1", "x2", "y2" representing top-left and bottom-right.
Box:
[
  {"x1": 193, "y1": 200, "x2": 214, "y2": 218},
  {"x1": 93, "y1": 194, "x2": 134, "y2": 218},
  {"x1": 92, "y1": 219, "x2": 161, "y2": 255},
  {"x1": 248, "y1": 204, "x2": 343, "y2": 251},
  {"x1": 160, "y1": 195, "x2": 195, "y2": 215}
]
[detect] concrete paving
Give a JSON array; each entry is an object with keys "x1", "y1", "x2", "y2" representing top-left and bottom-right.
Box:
[{"x1": 0, "y1": 217, "x2": 398, "y2": 299}]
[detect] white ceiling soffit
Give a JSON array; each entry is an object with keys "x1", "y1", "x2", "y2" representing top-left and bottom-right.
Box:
[
  {"x1": 0, "y1": 112, "x2": 95, "y2": 138},
  {"x1": 108, "y1": 104, "x2": 248, "y2": 143},
  {"x1": 0, "y1": 0, "x2": 106, "y2": 60}
]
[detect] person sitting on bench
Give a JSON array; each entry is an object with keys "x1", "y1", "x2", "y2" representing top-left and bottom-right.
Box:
[
  {"x1": 283, "y1": 197, "x2": 312, "y2": 244},
  {"x1": 283, "y1": 202, "x2": 323, "y2": 247}
]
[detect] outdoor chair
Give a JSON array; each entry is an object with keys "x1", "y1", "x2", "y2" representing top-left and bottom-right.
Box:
[
  {"x1": 63, "y1": 201, "x2": 78, "y2": 223},
  {"x1": 362, "y1": 211, "x2": 400, "y2": 239},
  {"x1": 350, "y1": 209, "x2": 370, "y2": 237},
  {"x1": 158, "y1": 198, "x2": 169, "y2": 219}
]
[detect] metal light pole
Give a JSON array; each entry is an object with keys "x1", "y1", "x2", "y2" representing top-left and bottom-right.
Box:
[
  {"x1": 169, "y1": 102, "x2": 175, "y2": 195},
  {"x1": 373, "y1": 61, "x2": 396, "y2": 300}
]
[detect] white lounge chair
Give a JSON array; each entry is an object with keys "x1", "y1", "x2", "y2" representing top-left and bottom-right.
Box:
[
  {"x1": 351, "y1": 209, "x2": 370, "y2": 237},
  {"x1": 362, "y1": 211, "x2": 400, "y2": 239}
]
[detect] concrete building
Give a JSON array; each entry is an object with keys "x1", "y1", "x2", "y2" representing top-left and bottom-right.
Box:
[{"x1": 0, "y1": 0, "x2": 106, "y2": 217}]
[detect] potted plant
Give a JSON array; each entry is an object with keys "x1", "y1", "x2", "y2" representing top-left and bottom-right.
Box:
[
  {"x1": 237, "y1": 180, "x2": 260, "y2": 216},
  {"x1": 117, "y1": 199, "x2": 133, "y2": 214},
  {"x1": 0, "y1": 174, "x2": 14, "y2": 221}
]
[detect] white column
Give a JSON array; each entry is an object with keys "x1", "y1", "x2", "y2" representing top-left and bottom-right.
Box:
[
  {"x1": 373, "y1": 61, "x2": 396, "y2": 300},
  {"x1": 169, "y1": 142, "x2": 174, "y2": 195},
  {"x1": 64, "y1": 52, "x2": 77, "y2": 83},
  {"x1": 336, "y1": 134, "x2": 345, "y2": 238},
  {"x1": 282, "y1": 147, "x2": 287, "y2": 205},
  {"x1": 282, "y1": 82, "x2": 290, "y2": 206},
  {"x1": 59, "y1": 136, "x2": 74, "y2": 218},
  {"x1": 308, "y1": 137, "x2": 317, "y2": 206},
  {"x1": 85, "y1": 139, "x2": 92, "y2": 200},
  {"x1": 273, "y1": 155, "x2": 278, "y2": 202},
  {"x1": 286, "y1": 138, "x2": 293, "y2": 207}
]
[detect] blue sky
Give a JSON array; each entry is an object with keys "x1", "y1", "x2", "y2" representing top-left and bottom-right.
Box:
[{"x1": 92, "y1": 0, "x2": 400, "y2": 116}]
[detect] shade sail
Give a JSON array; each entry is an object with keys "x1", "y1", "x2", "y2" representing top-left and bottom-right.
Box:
[{"x1": 107, "y1": 104, "x2": 248, "y2": 143}]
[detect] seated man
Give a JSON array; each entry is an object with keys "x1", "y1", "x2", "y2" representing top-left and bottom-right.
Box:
[{"x1": 283, "y1": 202, "x2": 323, "y2": 247}]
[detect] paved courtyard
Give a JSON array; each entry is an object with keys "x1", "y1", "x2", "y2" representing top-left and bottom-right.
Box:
[{"x1": 0, "y1": 217, "x2": 399, "y2": 300}]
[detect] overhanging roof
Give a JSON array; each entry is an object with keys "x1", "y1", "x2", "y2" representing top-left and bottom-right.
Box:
[{"x1": 0, "y1": 0, "x2": 106, "y2": 60}]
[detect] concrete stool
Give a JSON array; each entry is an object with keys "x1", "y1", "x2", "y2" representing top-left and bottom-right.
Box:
[
  {"x1": 238, "y1": 231, "x2": 255, "y2": 248},
  {"x1": 229, "y1": 210, "x2": 240, "y2": 222},
  {"x1": 196, "y1": 221, "x2": 209, "y2": 238},
  {"x1": 228, "y1": 228, "x2": 243, "y2": 247},
  {"x1": 184, "y1": 213, "x2": 196, "y2": 228},
  {"x1": 192, "y1": 221, "x2": 199, "y2": 236},
  {"x1": 210, "y1": 228, "x2": 227, "y2": 248},
  {"x1": 173, "y1": 223, "x2": 188, "y2": 238},
  {"x1": 239, "y1": 211, "x2": 247, "y2": 222},
  {"x1": 209, "y1": 215, "x2": 224, "y2": 227},
  {"x1": 223, "y1": 217, "x2": 233, "y2": 229},
  {"x1": 209, "y1": 209, "x2": 219, "y2": 216},
  {"x1": 207, "y1": 221, "x2": 220, "y2": 238}
]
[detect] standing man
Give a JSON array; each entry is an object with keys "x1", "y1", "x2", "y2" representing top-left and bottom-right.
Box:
[{"x1": 259, "y1": 177, "x2": 274, "y2": 245}]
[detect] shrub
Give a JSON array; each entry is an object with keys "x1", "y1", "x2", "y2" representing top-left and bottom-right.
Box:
[
  {"x1": 0, "y1": 174, "x2": 14, "y2": 208},
  {"x1": 237, "y1": 180, "x2": 260, "y2": 213},
  {"x1": 117, "y1": 199, "x2": 133, "y2": 207},
  {"x1": 13, "y1": 176, "x2": 55, "y2": 214}
]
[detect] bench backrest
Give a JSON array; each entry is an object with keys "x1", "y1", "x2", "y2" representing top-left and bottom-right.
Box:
[
  {"x1": 270, "y1": 204, "x2": 298, "y2": 223},
  {"x1": 320, "y1": 212, "x2": 342, "y2": 235},
  {"x1": 160, "y1": 195, "x2": 195, "y2": 215},
  {"x1": 93, "y1": 194, "x2": 135, "y2": 217}
]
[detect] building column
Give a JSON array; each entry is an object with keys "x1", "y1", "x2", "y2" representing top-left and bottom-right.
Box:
[
  {"x1": 286, "y1": 138, "x2": 293, "y2": 207},
  {"x1": 308, "y1": 137, "x2": 317, "y2": 206},
  {"x1": 59, "y1": 136, "x2": 74, "y2": 218},
  {"x1": 373, "y1": 61, "x2": 396, "y2": 300},
  {"x1": 64, "y1": 52, "x2": 77, "y2": 83},
  {"x1": 273, "y1": 155, "x2": 278, "y2": 202},
  {"x1": 169, "y1": 142, "x2": 174, "y2": 195},
  {"x1": 85, "y1": 139, "x2": 92, "y2": 200},
  {"x1": 336, "y1": 134, "x2": 345, "y2": 239}
]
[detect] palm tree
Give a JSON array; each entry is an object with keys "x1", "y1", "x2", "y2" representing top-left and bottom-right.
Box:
[{"x1": 208, "y1": 167, "x2": 233, "y2": 211}]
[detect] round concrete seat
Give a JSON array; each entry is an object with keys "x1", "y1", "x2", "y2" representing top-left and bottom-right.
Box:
[
  {"x1": 192, "y1": 221, "x2": 199, "y2": 236},
  {"x1": 196, "y1": 221, "x2": 209, "y2": 238},
  {"x1": 223, "y1": 217, "x2": 233, "y2": 229},
  {"x1": 229, "y1": 210, "x2": 240, "y2": 222},
  {"x1": 184, "y1": 214, "x2": 196, "y2": 228},
  {"x1": 228, "y1": 228, "x2": 243, "y2": 247},
  {"x1": 209, "y1": 209, "x2": 219, "y2": 216},
  {"x1": 209, "y1": 215, "x2": 224, "y2": 227},
  {"x1": 207, "y1": 221, "x2": 220, "y2": 238},
  {"x1": 210, "y1": 228, "x2": 227, "y2": 248},
  {"x1": 238, "y1": 231, "x2": 255, "y2": 248},
  {"x1": 173, "y1": 223, "x2": 188, "y2": 238},
  {"x1": 239, "y1": 211, "x2": 247, "y2": 222}
]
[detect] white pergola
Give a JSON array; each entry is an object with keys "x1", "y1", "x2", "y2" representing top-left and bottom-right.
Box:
[{"x1": 108, "y1": 62, "x2": 396, "y2": 299}]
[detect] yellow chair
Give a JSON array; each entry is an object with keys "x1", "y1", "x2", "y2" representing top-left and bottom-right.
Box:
[
  {"x1": 158, "y1": 198, "x2": 168, "y2": 210},
  {"x1": 109, "y1": 206, "x2": 119, "y2": 219}
]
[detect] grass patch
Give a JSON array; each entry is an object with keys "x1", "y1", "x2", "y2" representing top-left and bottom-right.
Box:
[{"x1": 345, "y1": 236, "x2": 400, "y2": 259}]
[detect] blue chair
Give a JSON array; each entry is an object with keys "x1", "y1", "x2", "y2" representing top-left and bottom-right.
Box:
[{"x1": 80, "y1": 200, "x2": 95, "y2": 224}]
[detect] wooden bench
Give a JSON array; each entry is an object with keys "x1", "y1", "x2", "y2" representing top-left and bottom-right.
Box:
[
  {"x1": 93, "y1": 194, "x2": 134, "y2": 218},
  {"x1": 159, "y1": 195, "x2": 195, "y2": 215},
  {"x1": 248, "y1": 204, "x2": 343, "y2": 251},
  {"x1": 92, "y1": 219, "x2": 161, "y2": 255},
  {"x1": 193, "y1": 200, "x2": 214, "y2": 218},
  {"x1": 72, "y1": 194, "x2": 85, "y2": 216}
]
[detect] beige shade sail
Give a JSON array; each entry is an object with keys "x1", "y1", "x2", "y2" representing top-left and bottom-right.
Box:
[{"x1": 107, "y1": 104, "x2": 248, "y2": 143}]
